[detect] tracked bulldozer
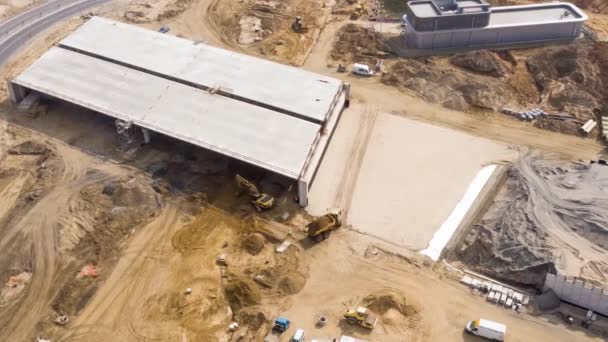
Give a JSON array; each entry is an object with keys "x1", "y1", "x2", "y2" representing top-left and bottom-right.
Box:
[
  {"x1": 235, "y1": 174, "x2": 275, "y2": 212},
  {"x1": 306, "y1": 209, "x2": 342, "y2": 242}
]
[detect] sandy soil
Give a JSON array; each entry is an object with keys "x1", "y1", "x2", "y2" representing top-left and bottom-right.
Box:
[
  {"x1": 0, "y1": 0, "x2": 607, "y2": 340},
  {"x1": 279, "y1": 231, "x2": 603, "y2": 342}
]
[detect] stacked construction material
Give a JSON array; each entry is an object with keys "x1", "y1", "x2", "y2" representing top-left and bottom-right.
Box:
[
  {"x1": 603, "y1": 116, "x2": 608, "y2": 143},
  {"x1": 460, "y1": 275, "x2": 529, "y2": 311},
  {"x1": 580, "y1": 119, "x2": 597, "y2": 136},
  {"x1": 501, "y1": 107, "x2": 547, "y2": 121}
]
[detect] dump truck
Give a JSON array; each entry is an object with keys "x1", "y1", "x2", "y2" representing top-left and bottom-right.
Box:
[
  {"x1": 264, "y1": 317, "x2": 290, "y2": 342},
  {"x1": 235, "y1": 174, "x2": 275, "y2": 212},
  {"x1": 307, "y1": 209, "x2": 342, "y2": 242},
  {"x1": 344, "y1": 307, "x2": 377, "y2": 329}
]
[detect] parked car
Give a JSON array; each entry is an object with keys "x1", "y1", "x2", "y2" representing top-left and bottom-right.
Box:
[{"x1": 158, "y1": 26, "x2": 170, "y2": 33}]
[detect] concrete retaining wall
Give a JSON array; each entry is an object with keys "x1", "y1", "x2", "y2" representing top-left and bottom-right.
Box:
[{"x1": 544, "y1": 273, "x2": 608, "y2": 316}]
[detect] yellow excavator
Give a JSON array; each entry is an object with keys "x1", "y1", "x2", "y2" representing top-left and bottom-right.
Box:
[
  {"x1": 235, "y1": 174, "x2": 275, "y2": 212},
  {"x1": 306, "y1": 209, "x2": 342, "y2": 242}
]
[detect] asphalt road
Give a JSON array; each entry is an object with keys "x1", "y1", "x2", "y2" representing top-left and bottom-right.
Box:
[{"x1": 0, "y1": 0, "x2": 110, "y2": 66}]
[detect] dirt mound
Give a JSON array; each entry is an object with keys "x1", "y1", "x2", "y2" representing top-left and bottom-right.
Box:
[
  {"x1": 359, "y1": 289, "x2": 422, "y2": 333},
  {"x1": 237, "y1": 308, "x2": 269, "y2": 329},
  {"x1": 242, "y1": 233, "x2": 265, "y2": 255},
  {"x1": 331, "y1": 24, "x2": 392, "y2": 65},
  {"x1": 224, "y1": 273, "x2": 261, "y2": 312},
  {"x1": 277, "y1": 272, "x2": 306, "y2": 295},
  {"x1": 450, "y1": 155, "x2": 608, "y2": 288},
  {"x1": 362, "y1": 289, "x2": 420, "y2": 317},
  {"x1": 8, "y1": 141, "x2": 48, "y2": 155},
  {"x1": 249, "y1": 247, "x2": 307, "y2": 295},
  {"x1": 383, "y1": 59, "x2": 510, "y2": 111},
  {"x1": 124, "y1": 0, "x2": 192, "y2": 23},
  {"x1": 383, "y1": 41, "x2": 608, "y2": 131},
  {"x1": 233, "y1": 308, "x2": 271, "y2": 341},
  {"x1": 526, "y1": 42, "x2": 607, "y2": 120},
  {"x1": 449, "y1": 50, "x2": 509, "y2": 78},
  {"x1": 570, "y1": 0, "x2": 608, "y2": 14}
]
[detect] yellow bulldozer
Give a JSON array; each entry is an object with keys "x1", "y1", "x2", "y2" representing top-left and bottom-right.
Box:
[
  {"x1": 235, "y1": 174, "x2": 275, "y2": 212},
  {"x1": 306, "y1": 209, "x2": 342, "y2": 242},
  {"x1": 350, "y1": 4, "x2": 367, "y2": 20},
  {"x1": 344, "y1": 307, "x2": 377, "y2": 329}
]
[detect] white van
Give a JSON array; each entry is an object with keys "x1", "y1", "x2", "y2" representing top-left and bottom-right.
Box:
[
  {"x1": 465, "y1": 319, "x2": 506, "y2": 341},
  {"x1": 352, "y1": 63, "x2": 373, "y2": 76},
  {"x1": 291, "y1": 329, "x2": 304, "y2": 342}
]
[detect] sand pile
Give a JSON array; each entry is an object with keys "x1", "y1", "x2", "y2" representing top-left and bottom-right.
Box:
[
  {"x1": 250, "y1": 247, "x2": 307, "y2": 296},
  {"x1": 450, "y1": 154, "x2": 608, "y2": 288},
  {"x1": 362, "y1": 290, "x2": 420, "y2": 317},
  {"x1": 242, "y1": 233, "x2": 265, "y2": 255},
  {"x1": 224, "y1": 273, "x2": 261, "y2": 312},
  {"x1": 360, "y1": 289, "x2": 422, "y2": 333}
]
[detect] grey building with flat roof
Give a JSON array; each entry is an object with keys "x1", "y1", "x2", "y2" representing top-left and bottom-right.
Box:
[{"x1": 403, "y1": 0, "x2": 588, "y2": 52}]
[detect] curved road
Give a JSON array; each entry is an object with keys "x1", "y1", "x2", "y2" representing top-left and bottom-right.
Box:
[{"x1": 0, "y1": 0, "x2": 110, "y2": 66}]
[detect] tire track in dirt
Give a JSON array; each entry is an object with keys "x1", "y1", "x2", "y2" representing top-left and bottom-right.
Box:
[
  {"x1": 58, "y1": 206, "x2": 181, "y2": 341},
  {"x1": 333, "y1": 104, "x2": 378, "y2": 219},
  {"x1": 0, "y1": 142, "x2": 128, "y2": 341}
]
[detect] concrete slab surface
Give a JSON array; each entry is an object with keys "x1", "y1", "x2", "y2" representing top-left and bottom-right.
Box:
[
  {"x1": 13, "y1": 47, "x2": 320, "y2": 178},
  {"x1": 347, "y1": 114, "x2": 516, "y2": 250},
  {"x1": 59, "y1": 17, "x2": 343, "y2": 123}
]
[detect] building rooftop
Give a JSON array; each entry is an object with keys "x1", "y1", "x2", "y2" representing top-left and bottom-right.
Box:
[
  {"x1": 408, "y1": 1, "x2": 441, "y2": 17},
  {"x1": 489, "y1": 3, "x2": 585, "y2": 27},
  {"x1": 13, "y1": 47, "x2": 322, "y2": 178},
  {"x1": 59, "y1": 17, "x2": 343, "y2": 124}
]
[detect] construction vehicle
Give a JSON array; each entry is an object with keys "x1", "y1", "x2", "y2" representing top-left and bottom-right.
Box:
[
  {"x1": 264, "y1": 317, "x2": 290, "y2": 342},
  {"x1": 235, "y1": 174, "x2": 275, "y2": 212},
  {"x1": 306, "y1": 209, "x2": 342, "y2": 242},
  {"x1": 344, "y1": 307, "x2": 377, "y2": 329},
  {"x1": 292, "y1": 16, "x2": 306, "y2": 33},
  {"x1": 350, "y1": 4, "x2": 366, "y2": 20}
]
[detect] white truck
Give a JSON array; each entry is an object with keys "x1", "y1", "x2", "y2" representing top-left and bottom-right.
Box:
[{"x1": 465, "y1": 319, "x2": 506, "y2": 341}]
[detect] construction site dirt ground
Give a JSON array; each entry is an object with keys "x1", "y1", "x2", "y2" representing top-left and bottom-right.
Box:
[{"x1": 2, "y1": 0, "x2": 608, "y2": 341}]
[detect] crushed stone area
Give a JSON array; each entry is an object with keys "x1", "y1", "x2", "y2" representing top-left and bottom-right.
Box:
[{"x1": 449, "y1": 153, "x2": 608, "y2": 289}]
